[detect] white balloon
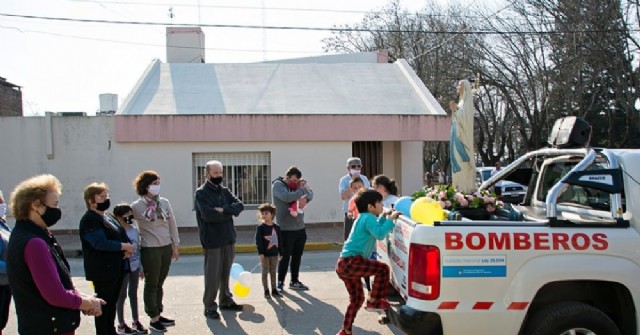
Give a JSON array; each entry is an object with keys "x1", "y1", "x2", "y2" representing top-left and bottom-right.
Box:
[{"x1": 238, "y1": 271, "x2": 253, "y2": 287}]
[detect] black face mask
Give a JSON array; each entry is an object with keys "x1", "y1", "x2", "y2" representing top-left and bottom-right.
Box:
[
  {"x1": 96, "y1": 198, "x2": 111, "y2": 212},
  {"x1": 209, "y1": 176, "x2": 223, "y2": 185},
  {"x1": 125, "y1": 215, "x2": 134, "y2": 225},
  {"x1": 41, "y1": 206, "x2": 62, "y2": 227}
]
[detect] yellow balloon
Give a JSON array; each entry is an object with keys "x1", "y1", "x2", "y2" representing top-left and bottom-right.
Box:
[
  {"x1": 410, "y1": 197, "x2": 445, "y2": 225},
  {"x1": 233, "y1": 282, "x2": 250, "y2": 298}
]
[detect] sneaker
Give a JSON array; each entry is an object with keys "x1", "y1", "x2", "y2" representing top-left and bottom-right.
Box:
[
  {"x1": 117, "y1": 323, "x2": 135, "y2": 335},
  {"x1": 158, "y1": 316, "x2": 175, "y2": 327},
  {"x1": 271, "y1": 289, "x2": 281, "y2": 298},
  {"x1": 148, "y1": 320, "x2": 167, "y2": 332},
  {"x1": 219, "y1": 302, "x2": 243, "y2": 311},
  {"x1": 264, "y1": 290, "x2": 271, "y2": 299},
  {"x1": 289, "y1": 281, "x2": 309, "y2": 291},
  {"x1": 277, "y1": 281, "x2": 284, "y2": 292},
  {"x1": 365, "y1": 299, "x2": 391, "y2": 311},
  {"x1": 204, "y1": 309, "x2": 220, "y2": 319},
  {"x1": 132, "y1": 320, "x2": 148, "y2": 334}
]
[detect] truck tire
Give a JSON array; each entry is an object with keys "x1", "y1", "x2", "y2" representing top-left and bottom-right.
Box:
[{"x1": 524, "y1": 301, "x2": 620, "y2": 335}]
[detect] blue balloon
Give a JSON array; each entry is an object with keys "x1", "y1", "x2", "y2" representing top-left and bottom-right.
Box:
[
  {"x1": 230, "y1": 263, "x2": 244, "y2": 281},
  {"x1": 394, "y1": 196, "x2": 413, "y2": 218}
]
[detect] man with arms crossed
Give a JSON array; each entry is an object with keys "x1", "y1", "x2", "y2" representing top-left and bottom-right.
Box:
[{"x1": 195, "y1": 161, "x2": 245, "y2": 319}]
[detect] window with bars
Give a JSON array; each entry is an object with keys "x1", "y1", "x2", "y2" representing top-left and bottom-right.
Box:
[{"x1": 193, "y1": 152, "x2": 271, "y2": 207}]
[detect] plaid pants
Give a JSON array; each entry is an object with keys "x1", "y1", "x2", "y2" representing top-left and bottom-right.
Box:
[{"x1": 335, "y1": 255, "x2": 389, "y2": 332}]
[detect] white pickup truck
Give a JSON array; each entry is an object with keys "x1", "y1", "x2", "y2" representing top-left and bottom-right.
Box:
[{"x1": 378, "y1": 117, "x2": 640, "y2": 335}]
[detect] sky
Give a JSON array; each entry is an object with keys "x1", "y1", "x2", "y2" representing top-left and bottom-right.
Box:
[{"x1": 1, "y1": 0, "x2": 486, "y2": 115}]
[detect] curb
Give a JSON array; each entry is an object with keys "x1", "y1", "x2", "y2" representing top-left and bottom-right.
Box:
[
  {"x1": 179, "y1": 242, "x2": 342, "y2": 255},
  {"x1": 62, "y1": 242, "x2": 343, "y2": 258}
]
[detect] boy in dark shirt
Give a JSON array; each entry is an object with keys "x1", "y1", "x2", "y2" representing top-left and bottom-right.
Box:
[{"x1": 255, "y1": 203, "x2": 284, "y2": 298}]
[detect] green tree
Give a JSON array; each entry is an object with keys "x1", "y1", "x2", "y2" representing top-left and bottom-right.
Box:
[{"x1": 526, "y1": 0, "x2": 640, "y2": 147}]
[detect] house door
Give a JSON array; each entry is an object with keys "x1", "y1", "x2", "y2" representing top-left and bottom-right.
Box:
[{"x1": 352, "y1": 141, "x2": 382, "y2": 178}]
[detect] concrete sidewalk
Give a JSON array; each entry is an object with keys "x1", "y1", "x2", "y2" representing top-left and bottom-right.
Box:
[{"x1": 54, "y1": 222, "x2": 346, "y2": 258}]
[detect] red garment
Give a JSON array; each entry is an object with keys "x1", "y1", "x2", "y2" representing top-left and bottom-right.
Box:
[
  {"x1": 289, "y1": 185, "x2": 299, "y2": 214},
  {"x1": 335, "y1": 255, "x2": 389, "y2": 333},
  {"x1": 347, "y1": 197, "x2": 359, "y2": 219}
]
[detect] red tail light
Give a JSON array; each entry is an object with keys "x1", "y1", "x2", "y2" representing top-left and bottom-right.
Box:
[{"x1": 408, "y1": 244, "x2": 440, "y2": 300}]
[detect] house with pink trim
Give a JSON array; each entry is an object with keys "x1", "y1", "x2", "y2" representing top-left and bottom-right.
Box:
[{"x1": 0, "y1": 28, "x2": 449, "y2": 229}]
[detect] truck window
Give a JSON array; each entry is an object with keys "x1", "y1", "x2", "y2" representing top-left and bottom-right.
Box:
[{"x1": 537, "y1": 162, "x2": 623, "y2": 211}]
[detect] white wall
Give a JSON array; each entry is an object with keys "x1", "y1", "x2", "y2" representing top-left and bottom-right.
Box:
[
  {"x1": 0, "y1": 116, "x2": 353, "y2": 229},
  {"x1": 381, "y1": 141, "x2": 423, "y2": 196},
  {"x1": 400, "y1": 141, "x2": 424, "y2": 196}
]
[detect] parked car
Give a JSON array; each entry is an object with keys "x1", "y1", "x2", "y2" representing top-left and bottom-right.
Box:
[{"x1": 476, "y1": 167, "x2": 527, "y2": 204}]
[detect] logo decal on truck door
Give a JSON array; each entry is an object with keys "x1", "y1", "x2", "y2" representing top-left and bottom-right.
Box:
[{"x1": 442, "y1": 255, "x2": 507, "y2": 277}]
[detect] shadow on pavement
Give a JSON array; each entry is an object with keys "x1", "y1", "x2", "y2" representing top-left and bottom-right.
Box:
[{"x1": 205, "y1": 305, "x2": 266, "y2": 335}]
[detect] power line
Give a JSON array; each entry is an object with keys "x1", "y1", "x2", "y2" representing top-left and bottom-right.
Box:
[
  {"x1": 68, "y1": 0, "x2": 490, "y2": 19},
  {"x1": 408, "y1": 1, "x2": 517, "y2": 62},
  {"x1": 403, "y1": 0, "x2": 480, "y2": 56},
  {"x1": 2, "y1": 12, "x2": 638, "y2": 34},
  {"x1": 0, "y1": 24, "x2": 324, "y2": 54},
  {"x1": 68, "y1": 0, "x2": 581, "y2": 25},
  {"x1": 69, "y1": 0, "x2": 381, "y2": 14}
]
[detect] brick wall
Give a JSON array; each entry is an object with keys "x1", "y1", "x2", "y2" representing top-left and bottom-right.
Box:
[{"x1": 0, "y1": 78, "x2": 23, "y2": 116}]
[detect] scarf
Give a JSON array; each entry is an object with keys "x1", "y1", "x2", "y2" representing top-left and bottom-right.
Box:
[{"x1": 143, "y1": 195, "x2": 169, "y2": 222}]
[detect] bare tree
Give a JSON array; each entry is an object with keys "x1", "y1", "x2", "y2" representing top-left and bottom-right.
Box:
[{"x1": 323, "y1": 0, "x2": 497, "y2": 171}]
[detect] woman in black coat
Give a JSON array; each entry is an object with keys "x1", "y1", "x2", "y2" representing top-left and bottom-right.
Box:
[{"x1": 79, "y1": 182, "x2": 134, "y2": 335}]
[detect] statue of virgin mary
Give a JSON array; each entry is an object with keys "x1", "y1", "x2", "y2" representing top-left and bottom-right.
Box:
[{"x1": 450, "y1": 79, "x2": 475, "y2": 193}]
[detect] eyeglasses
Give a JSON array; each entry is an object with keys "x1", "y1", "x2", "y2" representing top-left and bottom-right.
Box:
[{"x1": 350, "y1": 165, "x2": 362, "y2": 169}]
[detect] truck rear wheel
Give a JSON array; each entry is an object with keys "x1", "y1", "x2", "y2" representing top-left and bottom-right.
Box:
[{"x1": 524, "y1": 301, "x2": 620, "y2": 335}]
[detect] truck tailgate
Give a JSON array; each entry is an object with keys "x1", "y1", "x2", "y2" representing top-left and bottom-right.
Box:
[{"x1": 377, "y1": 215, "x2": 414, "y2": 299}]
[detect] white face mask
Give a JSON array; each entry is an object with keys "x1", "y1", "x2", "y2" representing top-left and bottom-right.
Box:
[
  {"x1": 148, "y1": 184, "x2": 161, "y2": 196},
  {"x1": 350, "y1": 169, "x2": 361, "y2": 177},
  {"x1": 0, "y1": 203, "x2": 5, "y2": 217}
]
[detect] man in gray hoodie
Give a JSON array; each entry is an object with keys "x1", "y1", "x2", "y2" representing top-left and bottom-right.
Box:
[{"x1": 271, "y1": 166, "x2": 313, "y2": 292}]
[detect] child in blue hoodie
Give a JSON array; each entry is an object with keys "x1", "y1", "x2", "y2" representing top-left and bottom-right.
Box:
[{"x1": 335, "y1": 189, "x2": 400, "y2": 335}]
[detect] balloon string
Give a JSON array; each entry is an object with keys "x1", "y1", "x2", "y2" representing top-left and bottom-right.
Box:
[{"x1": 249, "y1": 262, "x2": 261, "y2": 273}]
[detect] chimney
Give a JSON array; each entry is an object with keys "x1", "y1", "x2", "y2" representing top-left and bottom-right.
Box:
[
  {"x1": 166, "y1": 27, "x2": 205, "y2": 63},
  {"x1": 97, "y1": 93, "x2": 118, "y2": 116}
]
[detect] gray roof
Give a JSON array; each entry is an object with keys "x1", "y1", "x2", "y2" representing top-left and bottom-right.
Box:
[
  {"x1": 119, "y1": 58, "x2": 446, "y2": 116},
  {"x1": 259, "y1": 51, "x2": 383, "y2": 64}
]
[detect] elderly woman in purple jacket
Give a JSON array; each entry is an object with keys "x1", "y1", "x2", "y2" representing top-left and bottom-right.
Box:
[{"x1": 7, "y1": 174, "x2": 105, "y2": 335}]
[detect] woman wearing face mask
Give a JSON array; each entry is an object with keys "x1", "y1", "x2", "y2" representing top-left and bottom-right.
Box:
[
  {"x1": 79, "y1": 183, "x2": 134, "y2": 335},
  {"x1": 130, "y1": 171, "x2": 180, "y2": 333},
  {"x1": 7, "y1": 174, "x2": 106, "y2": 335}
]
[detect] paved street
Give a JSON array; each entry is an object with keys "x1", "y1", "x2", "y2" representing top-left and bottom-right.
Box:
[{"x1": 5, "y1": 251, "x2": 403, "y2": 335}]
